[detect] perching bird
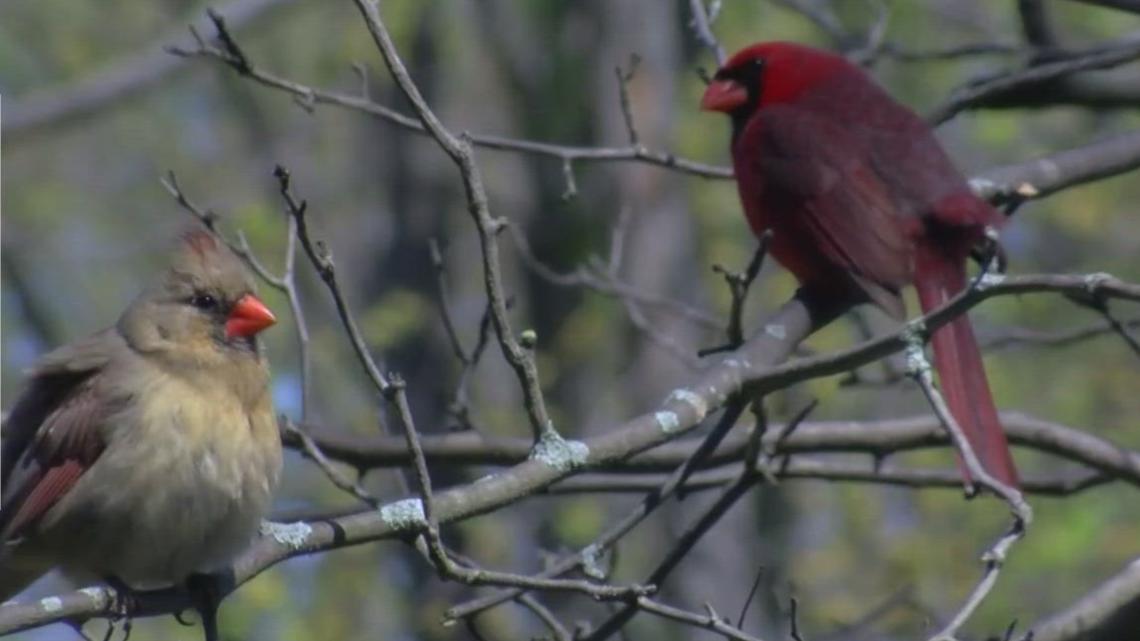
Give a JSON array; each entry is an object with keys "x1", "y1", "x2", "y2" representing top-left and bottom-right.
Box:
[
  {"x1": 701, "y1": 42, "x2": 1019, "y2": 487},
  {"x1": 1, "y1": 230, "x2": 282, "y2": 605}
]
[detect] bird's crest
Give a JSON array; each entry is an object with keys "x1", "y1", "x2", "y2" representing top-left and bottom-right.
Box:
[{"x1": 181, "y1": 229, "x2": 221, "y2": 258}]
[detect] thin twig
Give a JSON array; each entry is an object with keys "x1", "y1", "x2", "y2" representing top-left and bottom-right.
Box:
[
  {"x1": 282, "y1": 420, "x2": 379, "y2": 507},
  {"x1": 905, "y1": 334, "x2": 1032, "y2": 641},
  {"x1": 789, "y1": 596, "x2": 806, "y2": 641},
  {"x1": 428, "y1": 238, "x2": 494, "y2": 427},
  {"x1": 8, "y1": 273, "x2": 1140, "y2": 635},
  {"x1": 351, "y1": 0, "x2": 554, "y2": 444},
  {"x1": 166, "y1": 18, "x2": 731, "y2": 179},
  {"x1": 700, "y1": 232, "x2": 772, "y2": 357},
  {"x1": 737, "y1": 564, "x2": 766, "y2": 628},
  {"x1": 548, "y1": 464, "x2": 1108, "y2": 496},
  {"x1": 444, "y1": 401, "x2": 748, "y2": 624},
  {"x1": 508, "y1": 223, "x2": 721, "y2": 331},
  {"x1": 688, "y1": 0, "x2": 727, "y2": 66},
  {"x1": 204, "y1": 8, "x2": 251, "y2": 73},
  {"x1": 515, "y1": 595, "x2": 572, "y2": 641},
  {"x1": 449, "y1": 303, "x2": 494, "y2": 428},
  {"x1": 273, "y1": 165, "x2": 392, "y2": 395},
  {"x1": 636, "y1": 596, "x2": 768, "y2": 641},
  {"x1": 926, "y1": 521, "x2": 1026, "y2": 641},
  {"x1": 428, "y1": 238, "x2": 471, "y2": 367},
  {"x1": 614, "y1": 54, "x2": 641, "y2": 146},
  {"x1": 166, "y1": 15, "x2": 1140, "y2": 195},
  {"x1": 584, "y1": 403, "x2": 818, "y2": 641},
  {"x1": 928, "y1": 36, "x2": 1140, "y2": 123},
  {"x1": 1062, "y1": 291, "x2": 1140, "y2": 359},
  {"x1": 387, "y1": 374, "x2": 655, "y2": 602},
  {"x1": 981, "y1": 316, "x2": 1140, "y2": 351}
]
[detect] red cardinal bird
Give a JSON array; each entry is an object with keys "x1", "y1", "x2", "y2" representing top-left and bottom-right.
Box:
[{"x1": 701, "y1": 42, "x2": 1018, "y2": 487}]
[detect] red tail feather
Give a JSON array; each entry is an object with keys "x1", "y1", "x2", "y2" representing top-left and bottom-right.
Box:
[{"x1": 914, "y1": 248, "x2": 1019, "y2": 488}]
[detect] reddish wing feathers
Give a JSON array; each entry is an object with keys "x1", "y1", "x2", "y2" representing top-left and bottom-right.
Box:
[
  {"x1": 4, "y1": 462, "x2": 89, "y2": 541},
  {"x1": 0, "y1": 341, "x2": 114, "y2": 543},
  {"x1": 736, "y1": 106, "x2": 910, "y2": 318},
  {"x1": 1, "y1": 372, "x2": 87, "y2": 487},
  {"x1": 795, "y1": 63, "x2": 999, "y2": 230}
]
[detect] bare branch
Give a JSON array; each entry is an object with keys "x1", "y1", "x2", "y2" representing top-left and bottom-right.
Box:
[
  {"x1": 444, "y1": 401, "x2": 751, "y2": 625},
  {"x1": 282, "y1": 420, "x2": 379, "y2": 507},
  {"x1": 636, "y1": 596, "x2": 768, "y2": 641},
  {"x1": 614, "y1": 55, "x2": 642, "y2": 145},
  {"x1": 515, "y1": 595, "x2": 572, "y2": 641},
  {"x1": 282, "y1": 410, "x2": 1140, "y2": 487},
  {"x1": 700, "y1": 232, "x2": 772, "y2": 357},
  {"x1": 5, "y1": 271, "x2": 1140, "y2": 634},
  {"x1": 973, "y1": 131, "x2": 1140, "y2": 205},
  {"x1": 927, "y1": 521, "x2": 1026, "y2": 641},
  {"x1": 390, "y1": 372, "x2": 655, "y2": 604},
  {"x1": 1026, "y1": 557, "x2": 1140, "y2": 641},
  {"x1": 3, "y1": 0, "x2": 291, "y2": 141},
  {"x1": 688, "y1": 0, "x2": 727, "y2": 66},
  {"x1": 981, "y1": 316, "x2": 1140, "y2": 351},
  {"x1": 550, "y1": 464, "x2": 1108, "y2": 496},
  {"x1": 428, "y1": 238, "x2": 471, "y2": 367},
  {"x1": 273, "y1": 165, "x2": 392, "y2": 396},
  {"x1": 350, "y1": 0, "x2": 554, "y2": 444},
  {"x1": 165, "y1": 17, "x2": 1140, "y2": 201},
  {"x1": 905, "y1": 334, "x2": 1030, "y2": 640},
  {"x1": 584, "y1": 404, "x2": 817, "y2": 640},
  {"x1": 508, "y1": 223, "x2": 721, "y2": 331},
  {"x1": 1018, "y1": 0, "x2": 1060, "y2": 52},
  {"x1": 928, "y1": 37, "x2": 1140, "y2": 123}
]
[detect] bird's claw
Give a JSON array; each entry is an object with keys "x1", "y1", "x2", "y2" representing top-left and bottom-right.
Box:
[
  {"x1": 174, "y1": 610, "x2": 197, "y2": 627},
  {"x1": 971, "y1": 229, "x2": 1007, "y2": 275},
  {"x1": 186, "y1": 573, "x2": 223, "y2": 641}
]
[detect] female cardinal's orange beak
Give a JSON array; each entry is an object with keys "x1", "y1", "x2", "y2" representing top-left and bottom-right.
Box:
[
  {"x1": 225, "y1": 294, "x2": 276, "y2": 339},
  {"x1": 700, "y1": 79, "x2": 747, "y2": 112}
]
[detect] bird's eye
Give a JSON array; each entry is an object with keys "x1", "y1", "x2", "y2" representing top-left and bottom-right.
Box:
[{"x1": 189, "y1": 293, "x2": 218, "y2": 310}]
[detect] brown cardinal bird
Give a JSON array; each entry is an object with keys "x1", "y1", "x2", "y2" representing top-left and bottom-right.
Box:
[
  {"x1": 0, "y1": 230, "x2": 282, "y2": 607},
  {"x1": 701, "y1": 42, "x2": 1019, "y2": 487}
]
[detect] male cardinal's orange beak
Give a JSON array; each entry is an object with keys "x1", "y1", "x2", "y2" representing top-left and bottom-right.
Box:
[
  {"x1": 225, "y1": 294, "x2": 277, "y2": 339},
  {"x1": 700, "y1": 79, "x2": 747, "y2": 112}
]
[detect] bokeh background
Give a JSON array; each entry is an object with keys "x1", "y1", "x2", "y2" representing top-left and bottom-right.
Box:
[{"x1": 3, "y1": 1, "x2": 1139, "y2": 639}]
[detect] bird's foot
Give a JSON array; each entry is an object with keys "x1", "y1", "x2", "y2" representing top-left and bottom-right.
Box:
[
  {"x1": 100, "y1": 576, "x2": 137, "y2": 641},
  {"x1": 970, "y1": 228, "x2": 1007, "y2": 275},
  {"x1": 102, "y1": 576, "x2": 137, "y2": 615},
  {"x1": 185, "y1": 573, "x2": 223, "y2": 641}
]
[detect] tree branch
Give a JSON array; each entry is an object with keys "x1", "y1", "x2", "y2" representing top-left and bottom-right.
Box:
[
  {"x1": 928, "y1": 36, "x2": 1140, "y2": 123},
  {"x1": 1026, "y1": 557, "x2": 1140, "y2": 641},
  {"x1": 165, "y1": 11, "x2": 1140, "y2": 197},
  {"x1": 282, "y1": 410, "x2": 1140, "y2": 487},
  {"x1": 3, "y1": 0, "x2": 292, "y2": 141},
  {"x1": 6, "y1": 270, "x2": 1137, "y2": 635},
  {"x1": 350, "y1": 0, "x2": 555, "y2": 444}
]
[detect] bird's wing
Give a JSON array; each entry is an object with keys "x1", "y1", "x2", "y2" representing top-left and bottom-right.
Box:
[
  {"x1": 0, "y1": 330, "x2": 124, "y2": 543},
  {"x1": 739, "y1": 106, "x2": 913, "y2": 317}
]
